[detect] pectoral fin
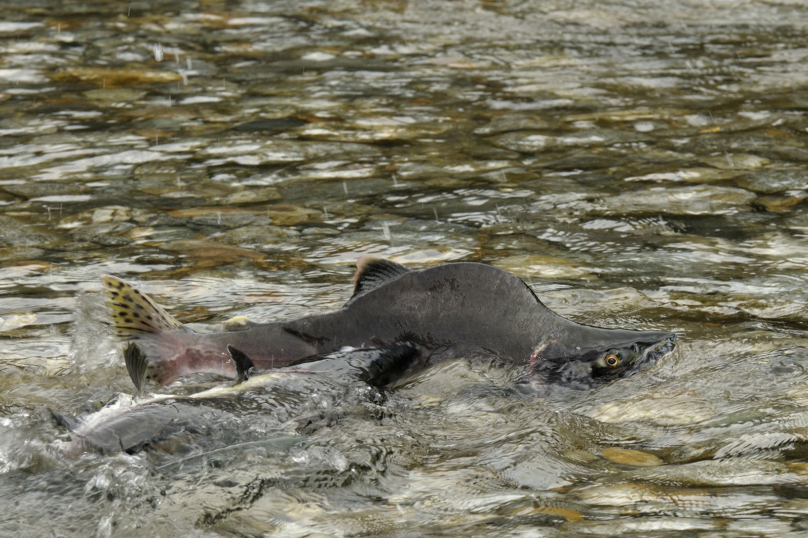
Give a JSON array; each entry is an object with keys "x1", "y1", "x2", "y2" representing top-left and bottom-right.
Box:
[
  {"x1": 227, "y1": 345, "x2": 256, "y2": 383},
  {"x1": 286, "y1": 343, "x2": 421, "y2": 387}
]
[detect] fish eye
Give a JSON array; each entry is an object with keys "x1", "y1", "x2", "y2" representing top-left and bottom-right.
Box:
[{"x1": 605, "y1": 354, "x2": 620, "y2": 367}]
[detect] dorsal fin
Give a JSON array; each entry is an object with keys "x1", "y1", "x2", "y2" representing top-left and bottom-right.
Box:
[
  {"x1": 351, "y1": 256, "x2": 411, "y2": 298},
  {"x1": 227, "y1": 345, "x2": 256, "y2": 383}
]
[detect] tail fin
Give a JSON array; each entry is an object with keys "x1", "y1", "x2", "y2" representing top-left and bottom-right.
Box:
[
  {"x1": 101, "y1": 275, "x2": 182, "y2": 336},
  {"x1": 124, "y1": 342, "x2": 148, "y2": 397},
  {"x1": 102, "y1": 275, "x2": 200, "y2": 386}
]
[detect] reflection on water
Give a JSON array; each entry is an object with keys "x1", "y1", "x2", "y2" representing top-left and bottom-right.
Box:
[{"x1": 3, "y1": 0, "x2": 808, "y2": 534}]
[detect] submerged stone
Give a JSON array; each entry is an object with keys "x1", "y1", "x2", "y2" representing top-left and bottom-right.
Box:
[
  {"x1": 264, "y1": 205, "x2": 322, "y2": 226},
  {"x1": 2, "y1": 182, "x2": 87, "y2": 200},
  {"x1": 624, "y1": 168, "x2": 742, "y2": 183},
  {"x1": 84, "y1": 88, "x2": 146, "y2": 102},
  {"x1": 0, "y1": 215, "x2": 59, "y2": 248},
  {"x1": 601, "y1": 185, "x2": 756, "y2": 216},
  {"x1": 576, "y1": 483, "x2": 658, "y2": 505},
  {"x1": 755, "y1": 193, "x2": 808, "y2": 214},
  {"x1": 69, "y1": 222, "x2": 135, "y2": 246},
  {"x1": 601, "y1": 447, "x2": 663, "y2": 467},
  {"x1": 700, "y1": 153, "x2": 769, "y2": 170},
  {"x1": 163, "y1": 240, "x2": 265, "y2": 261},
  {"x1": 0, "y1": 313, "x2": 38, "y2": 332},
  {"x1": 53, "y1": 67, "x2": 182, "y2": 87},
  {"x1": 736, "y1": 169, "x2": 808, "y2": 194},
  {"x1": 222, "y1": 188, "x2": 282, "y2": 205},
  {"x1": 627, "y1": 459, "x2": 799, "y2": 487},
  {"x1": 497, "y1": 254, "x2": 593, "y2": 280},
  {"x1": 167, "y1": 207, "x2": 258, "y2": 227}
]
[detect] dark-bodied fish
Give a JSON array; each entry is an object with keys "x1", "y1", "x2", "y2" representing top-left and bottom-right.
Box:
[
  {"x1": 102, "y1": 257, "x2": 676, "y2": 389},
  {"x1": 57, "y1": 342, "x2": 418, "y2": 455}
]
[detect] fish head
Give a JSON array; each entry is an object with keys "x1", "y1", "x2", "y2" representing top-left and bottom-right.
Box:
[{"x1": 532, "y1": 327, "x2": 677, "y2": 389}]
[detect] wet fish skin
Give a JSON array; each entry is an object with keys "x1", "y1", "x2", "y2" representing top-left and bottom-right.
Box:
[
  {"x1": 59, "y1": 344, "x2": 420, "y2": 455},
  {"x1": 103, "y1": 257, "x2": 676, "y2": 388}
]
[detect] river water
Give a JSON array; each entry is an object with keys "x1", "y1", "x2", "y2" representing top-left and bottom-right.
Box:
[{"x1": 2, "y1": 0, "x2": 808, "y2": 535}]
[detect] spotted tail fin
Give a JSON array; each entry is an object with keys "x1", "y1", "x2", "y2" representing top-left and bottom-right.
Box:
[
  {"x1": 99, "y1": 275, "x2": 230, "y2": 386},
  {"x1": 101, "y1": 275, "x2": 182, "y2": 336}
]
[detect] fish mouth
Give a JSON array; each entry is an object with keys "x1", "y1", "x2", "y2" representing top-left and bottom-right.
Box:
[
  {"x1": 530, "y1": 332, "x2": 677, "y2": 389},
  {"x1": 627, "y1": 333, "x2": 677, "y2": 375}
]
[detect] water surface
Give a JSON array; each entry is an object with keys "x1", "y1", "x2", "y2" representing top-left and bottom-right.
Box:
[{"x1": 3, "y1": 0, "x2": 808, "y2": 535}]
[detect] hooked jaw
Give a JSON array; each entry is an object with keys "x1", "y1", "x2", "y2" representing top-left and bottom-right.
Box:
[
  {"x1": 630, "y1": 334, "x2": 677, "y2": 371},
  {"x1": 531, "y1": 328, "x2": 677, "y2": 389}
]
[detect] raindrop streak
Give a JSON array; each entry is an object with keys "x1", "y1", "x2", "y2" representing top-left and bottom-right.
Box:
[
  {"x1": 153, "y1": 44, "x2": 163, "y2": 62},
  {"x1": 6, "y1": 3, "x2": 805, "y2": 532}
]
